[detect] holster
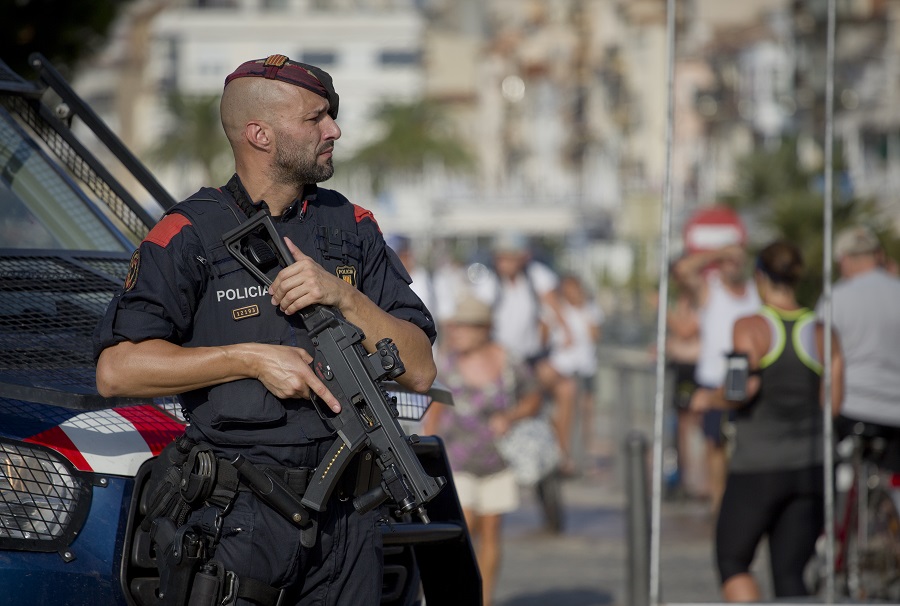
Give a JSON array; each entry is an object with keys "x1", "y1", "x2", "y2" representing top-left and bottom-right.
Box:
[
  {"x1": 156, "y1": 523, "x2": 206, "y2": 606},
  {"x1": 144, "y1": 438, "x2": 376, "y2": 605}
]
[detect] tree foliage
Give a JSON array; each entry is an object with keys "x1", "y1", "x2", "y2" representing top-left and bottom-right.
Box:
[
  {"x1": 727, "y1": 137, "x2": 897, "y2": 306},
  {"x1": 1, "y1": 0, "x2": 128, "y2": 77},
  {"x1": 146, "y1": 93, "x2": 233, "y2": 185},
  {"x1": 345, "y1": 99, "x2": 473, "y2": 193}
]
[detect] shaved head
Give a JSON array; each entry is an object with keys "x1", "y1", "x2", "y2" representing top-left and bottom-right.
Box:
[{"x1": 220, "y1": 78, "x2": 295, "y2": 146}]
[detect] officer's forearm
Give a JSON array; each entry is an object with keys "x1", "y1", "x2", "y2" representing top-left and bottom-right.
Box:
[
  {"x1": 339, "y1": 289, "x2": 436, "y2": 394},
  {"x1": 95, "y1": 338, "x2": 255, "y2": 398}
]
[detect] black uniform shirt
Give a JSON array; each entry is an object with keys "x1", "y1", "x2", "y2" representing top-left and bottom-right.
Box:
[{"x1": 94, "y1": 179, "x2": 435, "y2": 457}]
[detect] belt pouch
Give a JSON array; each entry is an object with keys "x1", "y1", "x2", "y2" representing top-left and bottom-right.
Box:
[{"x1": 188, "y1": 560, "x2": 227, "y2": 606}]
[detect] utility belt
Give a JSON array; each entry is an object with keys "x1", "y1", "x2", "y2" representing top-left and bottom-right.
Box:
[{"x1": 143, "y1": 434, "x2": 372, "y2": 606}]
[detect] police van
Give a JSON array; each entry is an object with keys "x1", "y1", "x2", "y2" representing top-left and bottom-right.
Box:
[{"x1": 0, "y1": 54, "x2": 478, "y2": 606}]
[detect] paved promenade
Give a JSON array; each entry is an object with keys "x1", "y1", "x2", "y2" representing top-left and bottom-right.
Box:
[
  {"x1": 489, "y1": 350, "x2": 782, "y2": 606},
  {"x1": 493, "y1": 467, "x2": 723, "y2": 606}
]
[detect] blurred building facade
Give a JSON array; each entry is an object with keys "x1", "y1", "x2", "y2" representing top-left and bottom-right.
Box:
[
  {"x1": 74, "y1": 0, "x2": 424, "y2": 180},
  {"x1": 70, "y1": 0, "x2": 900, "y2": 328}
]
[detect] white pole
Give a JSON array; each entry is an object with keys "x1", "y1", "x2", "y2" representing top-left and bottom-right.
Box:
[
  {"x1": 821, "y1": 0, "x2": 837, "y2": 602},
  {"x1": 651, "y1": 0, "x2": 677, "y2": 603}
]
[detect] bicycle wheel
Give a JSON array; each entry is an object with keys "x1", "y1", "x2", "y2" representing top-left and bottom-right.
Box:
[{"x1": 855, "y1": 486, "x2": 900, "y2": 601}]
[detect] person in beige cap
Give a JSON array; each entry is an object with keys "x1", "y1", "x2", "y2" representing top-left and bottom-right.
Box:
[
  {"x1": 471, "y1": 230, "x2": 576, "y2": 533},
  {"x1": 424, "y1": 294, "x2": 542, "y2": 606},
  {"x1": 817, "y1": 225, "x2": 900, "y2": 472}
]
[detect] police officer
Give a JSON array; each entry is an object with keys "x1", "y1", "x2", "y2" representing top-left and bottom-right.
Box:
[{"x1": 93, "y1": 55, "x2": 436, "y2": 605}]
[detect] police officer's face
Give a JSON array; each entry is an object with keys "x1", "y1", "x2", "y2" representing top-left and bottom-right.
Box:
[{"x1": 272, "y1": 87, "x2": 341, "y2": 186}]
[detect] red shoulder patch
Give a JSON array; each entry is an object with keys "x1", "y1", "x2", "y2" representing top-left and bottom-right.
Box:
[
  {"x1": 145, "y1": 214, "x2": 192, "y2": 248},
  {"x1": 353, "y1": 204, "x2": 381, "y2": 234}
]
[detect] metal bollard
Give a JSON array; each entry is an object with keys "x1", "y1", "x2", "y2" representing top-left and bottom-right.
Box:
[{"x1": 625, "y1": 431, "x2": 650, "y2": 606}]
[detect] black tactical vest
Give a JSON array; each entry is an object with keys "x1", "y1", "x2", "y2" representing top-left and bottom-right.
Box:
[{"x1": 172, "y1": 182, "x2": 370, "y2": 447}]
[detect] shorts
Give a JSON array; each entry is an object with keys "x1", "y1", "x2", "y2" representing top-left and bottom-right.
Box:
[
  {"x1": 575, "y1": 373, "x2": 596, "y2": 396},
  {"x1": 525, "y1": 348, "x2": 552, "y2": 368},
  {"x1": 701, "y1": 407, "x2": 734, "y2": 447},
  {"x1": 716, "y1": 466, "x2": 823, "y2": 596},
  {"x1": 668, "y1": 362, "x2": 697, "y2": 410},
  {"x1": 453, "y1": 468, "x2": 520, "y2": 515}
]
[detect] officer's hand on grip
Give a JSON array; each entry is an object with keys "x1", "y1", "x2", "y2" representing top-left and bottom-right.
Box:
[
  {"x1": 244, "y1": 342, "x2": 342, "y2": 412},
  {"x1": 268, "y1": 237, "x2": 355, "y2": 316}
]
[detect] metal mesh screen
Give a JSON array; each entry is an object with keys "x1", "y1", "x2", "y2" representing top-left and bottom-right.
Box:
[
  {"x1": 0, "y1": 440, "x2": 82, "y2": 541},
  {"x1": 388, "y1": 388, "x2": 433, "y2": 422},
  {"x1": 0, "y1": 254, "x2": 125, "y2": 395},
  {"x1": 0, "y1": 398, "x2": 79, "y2": 438},
  {"x1": 0, "y1": 111, "x2": 128, "y2": 251},
  {"x1": 154, "y1": 396, "x2": 187, "y2": 424},
  {"x1": 78, "y1": 257, "x2": 131, "y2": 282},
  {"x1": 0, "y1": 95, "x2": 148, "y2": 241}
]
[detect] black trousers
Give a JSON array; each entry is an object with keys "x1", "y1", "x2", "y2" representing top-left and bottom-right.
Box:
[{"x1": 183, "y1": 439, "x2": 383, "y2": 606}]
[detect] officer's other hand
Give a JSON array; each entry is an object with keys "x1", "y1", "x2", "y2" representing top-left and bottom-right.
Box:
[
  {"x1": 253, "y1": 343, "x2": 342, "y2": 412},
  {"x1": 269, "y1": 237, "x2": 353, "y2": 315}
]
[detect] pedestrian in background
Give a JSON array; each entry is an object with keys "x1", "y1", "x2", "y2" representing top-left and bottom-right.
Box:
[
  {"x1": 818, "y1": 225, "x2": 900, "y2": 470},
  {"x1": 547, "y1": 273, "x2": 604, "y2": 475},
  {"x1": 665, "y1": 260, "x2": 705, "y2": 499},
  {"x1": 430, "y1": 240, "x2": 470, "y2": 335},
  {"x1": 692, "y1": 240, "x2": 843, "y2": 601},
  {"x1": 471, "y1": 231, "x2": 575, "y2": 532},
  {"x1": 424, "y1": 295, "x2": 542, "y2": 606},
  {"x1": 389, "y1": 234, "x2": 436, "y2": 320},
  {"x1": 676, "y1": 241, "x2": 760, "y2": 515}
]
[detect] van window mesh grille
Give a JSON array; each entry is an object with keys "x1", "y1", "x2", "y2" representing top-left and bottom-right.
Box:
[
  {"x1": 0, "y1": 439, "x2": 91, "y2": 550},
  {"x1": 1, "y1": 95, "x2": 149, "y2": 241},
  {"x1": 0, "y1": 254, "x2": 126, "y2": 395}
]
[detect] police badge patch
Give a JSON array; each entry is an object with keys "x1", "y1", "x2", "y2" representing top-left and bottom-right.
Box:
[
  {"x1": 124, "y1": 250, "x2": 140, "y2": 291},
  {"x1": 336, "y1": 265, "x2": 357, "y2": 287}
]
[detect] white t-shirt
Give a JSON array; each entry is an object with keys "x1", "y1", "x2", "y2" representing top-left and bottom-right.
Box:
[
  {"x1": 431, "y1": 262, "x2": 468, "y2": 323},
  {"x1": 473, "y1": 261, "x2": 558, "y2": 359},
  {"x1": 695, "y1": 273, "x2": 760, "y2": 387},
  {"x1": 817, "y1": 268, "x2": 900, "y2": 426},
  {"x1": 548, "y1": 300, "x2": 604, "y2": 377},
  {"x1": 408, "y1": 266, "x2": 435, "y2": 319}
]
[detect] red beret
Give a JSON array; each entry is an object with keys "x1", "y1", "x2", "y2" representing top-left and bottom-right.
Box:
[{"x1": 224, "y1": 54, "x2": 339, "y2": 119}]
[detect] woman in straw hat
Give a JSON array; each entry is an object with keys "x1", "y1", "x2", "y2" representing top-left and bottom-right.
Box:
[{"x1": 424, "y1": 294, "x2": 542, "y2": 606}]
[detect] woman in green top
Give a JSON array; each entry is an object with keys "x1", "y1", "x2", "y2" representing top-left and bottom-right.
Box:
[{"x1": 692, "y1": 240, "x2": 844, "y2": 601}]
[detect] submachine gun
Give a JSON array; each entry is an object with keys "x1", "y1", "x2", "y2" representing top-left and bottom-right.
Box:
[{"x1": 223, "y1": 212, "x2": 446, "y2": 524}]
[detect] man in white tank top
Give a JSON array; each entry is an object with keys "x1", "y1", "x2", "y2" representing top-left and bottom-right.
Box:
[{"x1": 676, "y1": 244, "x2": 760, "y2": 514}]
